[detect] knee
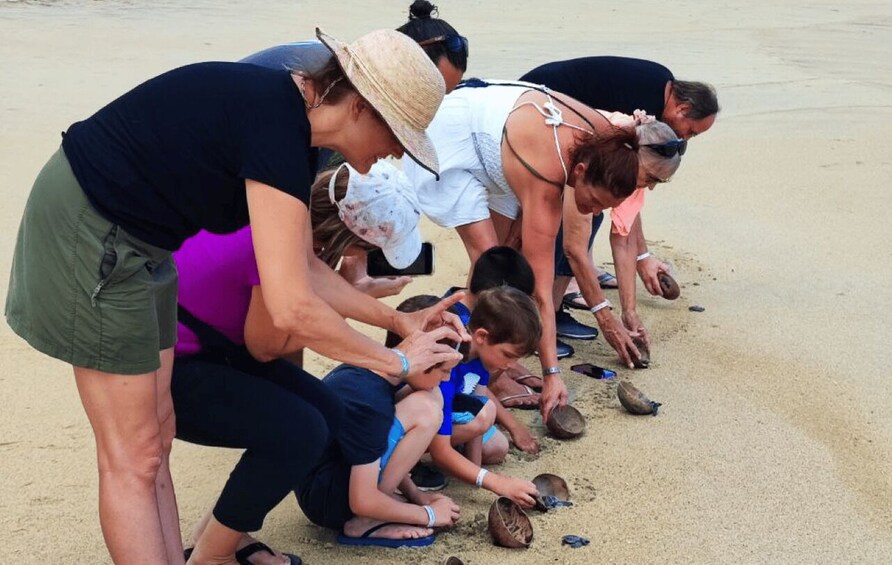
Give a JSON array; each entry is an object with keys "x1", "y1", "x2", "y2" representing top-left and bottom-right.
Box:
[
  {"x1": 97, "y1": 427, "x2": 164, "y2": 484},
  {"x1": 400, "y1": 390, "x2": 443, "y2": 431},
  {"x1": 482, "y1": 429, "x2": 509, "y2": 465}
]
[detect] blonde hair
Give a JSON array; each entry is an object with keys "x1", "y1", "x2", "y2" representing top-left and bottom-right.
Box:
[{"x1": 310, "y1": 167, "x2": 375, "y2": 268}]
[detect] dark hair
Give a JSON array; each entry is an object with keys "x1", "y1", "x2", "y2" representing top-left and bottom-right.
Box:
[
  {"x1": 469, "y1": 286, "x2": 541, "y2": 355},
  {"x1": 469, "y1": 246, "x2": 535, "y2": 296},
  {"x1": 310, "y1": 167, "x2": 375, "y2": 268},
  {"x1": 670, "y1": 80, "x2": 720, "y2": 120},
  {"x1": 384, "y1": 294, "x2": 460, "y2": 349},
  {"x1": 299, "y1": 57, "x2": 355, "y2": 106},
  {"x1": 396, "y1": 1, "x2": 468, "y2": 72},
  {"x1": 570, "y1": 127, "x2": 640, "y2": 199}
]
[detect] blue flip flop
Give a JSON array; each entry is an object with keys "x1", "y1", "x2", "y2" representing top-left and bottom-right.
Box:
[{"x1": 337, "y1": 522, "x2": 435, "y2": 548}]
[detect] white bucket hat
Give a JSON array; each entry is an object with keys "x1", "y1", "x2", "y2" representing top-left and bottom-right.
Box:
[
  {"x1": 329, "y1": 161, "x2": 423, "y2": 269},
  {"x1": 317, "y1": 27, "x2": 445, "y2": 177}
]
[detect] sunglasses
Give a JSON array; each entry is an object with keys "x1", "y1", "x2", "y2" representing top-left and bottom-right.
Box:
[
  {"x1": 417, "y1": 34, "x2": 469, "y2": 55},
  {"x1": 642, "y1": 139, "x2": 687, "y2": 158}
]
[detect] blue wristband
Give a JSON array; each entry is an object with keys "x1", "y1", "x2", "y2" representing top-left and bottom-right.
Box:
[{"x1": 391, "y1": 348, "x2": 410, "y2": 379}]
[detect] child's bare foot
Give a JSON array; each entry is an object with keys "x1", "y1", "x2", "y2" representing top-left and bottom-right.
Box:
[{"x1": 342, "y1": 516, "x2": 433, "y2": 540}]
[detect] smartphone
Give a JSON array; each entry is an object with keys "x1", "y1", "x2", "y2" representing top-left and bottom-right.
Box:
[
  {"x1": 367, "y1": 242, "x2": 434, "y2": 277},
  {"x1": 570, "y1": 363, "x2": 616, "y2": 380}
]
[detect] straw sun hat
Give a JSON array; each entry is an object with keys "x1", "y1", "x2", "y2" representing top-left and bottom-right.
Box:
[{"x1": 317, "y1": 27, "x2": 445, "y2": 177}]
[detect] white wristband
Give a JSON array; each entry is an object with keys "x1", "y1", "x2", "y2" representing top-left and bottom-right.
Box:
[
  {"x1": 589, "y1": 299, "x2": 612, "y2": 314},
  {"x1": 475, "y1": 468, "x2": 489, "y2": 488},
  {"x1": 636, "y1": 252, "x2": 652, "y2": 262},
  {"x1": 422, "y1": 505, "x2": 436, "y2": 528}
]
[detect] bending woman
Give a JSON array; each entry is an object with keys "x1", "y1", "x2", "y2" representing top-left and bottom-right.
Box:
[
  {"x1": 5, "y1": 28, "x2": 456, "y2": 564},
  {"x1": 404, "y1": 79, "x2": 641, "y2": 419},
  {"x1": 554, "y1": 118, "x2": 683, "y2": 367},
  {"x1": 174, "y1": 162, "x2": 458, "y2": 563}
]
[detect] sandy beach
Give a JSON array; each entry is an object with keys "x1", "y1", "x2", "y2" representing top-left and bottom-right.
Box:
[{"x1": 1, "y1": 0, "x2": 891, "y2": 563}]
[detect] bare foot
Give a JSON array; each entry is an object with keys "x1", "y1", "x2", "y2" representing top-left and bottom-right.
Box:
[{"x1": 343, "y1": 516, "x2": 433, "y2": 540}]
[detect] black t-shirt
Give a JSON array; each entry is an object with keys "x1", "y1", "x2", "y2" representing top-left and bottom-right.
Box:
[
  {"x1": 62, "y1": 62, "x2": 317, "y2": 250},
  {"x1": 296, "y1": 364, "x2": 397, "y2": 529},
  {"x1": 520, "y1": 56, "x2": 674, "y2": 117}
]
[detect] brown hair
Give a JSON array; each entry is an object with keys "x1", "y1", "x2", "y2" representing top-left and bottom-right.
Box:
[
  {"x1": 310, "y1": 167, "x2": 375, "y2": 268},
  {"x1": 384, "y1": 295, "x2": 460, "y2": 349},
  {"x1": 469, "y1": 286, "x2": 541, "y2": 355},
  {"x1": 570, "y1": 127, "x2": 640, "y2": 199}
]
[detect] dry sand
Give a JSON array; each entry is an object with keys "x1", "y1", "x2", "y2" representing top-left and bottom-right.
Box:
[{"x1": 1, "y1": 0, "x2": 891, "y2": 563}]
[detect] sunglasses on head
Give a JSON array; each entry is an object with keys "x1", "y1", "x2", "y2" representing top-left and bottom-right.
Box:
[
  {"x1": 417, "y1": 34, "x2": 469, "y2": 55},
  {"x1": 642, "y1": 139, "x2": 687, "y2": 158}
]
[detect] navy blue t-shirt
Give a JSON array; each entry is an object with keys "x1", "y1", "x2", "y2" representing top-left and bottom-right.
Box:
[
  {"x1": 520, "y1": 56, "x2": 674, "y2": 118},
  {"x1": 296, "y1": 364, "x2": 397, "y2": 529},
  {"x1": 62, "y1": 62, "x2": 317, "y2": 250}
]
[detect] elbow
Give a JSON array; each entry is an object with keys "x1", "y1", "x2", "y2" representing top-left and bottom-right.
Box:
[{"x1": 268, "y1": 298, "x2": 316, "y2": 338}]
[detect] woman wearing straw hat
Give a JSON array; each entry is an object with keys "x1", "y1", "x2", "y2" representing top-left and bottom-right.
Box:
[{"x1": 5, "y1": 27, "x2": 462, "y2": 564}]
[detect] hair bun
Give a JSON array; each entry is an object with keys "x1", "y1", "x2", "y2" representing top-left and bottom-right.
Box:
[{"x1": 408, "y1": 0, "x2": 437, "y2": 20}]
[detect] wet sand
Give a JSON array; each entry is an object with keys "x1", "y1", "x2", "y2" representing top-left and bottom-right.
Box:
[{"x1": 1, "y1": 0, "x2": 890, "y2": 563}]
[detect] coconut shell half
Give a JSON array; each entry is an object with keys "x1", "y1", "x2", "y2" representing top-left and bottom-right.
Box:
[
  {"x1": 658, "y1": 273, "x2": 680, "y2": 300},
  {"x1": 617, "y1": 381, "x2": 662, "y2": 416},
  {"x1": 546, "y1": 404, "x2": 586, "y2": 439},
  {"x1": 488, "y1": 496, "x2": 534, "y2": 548}
]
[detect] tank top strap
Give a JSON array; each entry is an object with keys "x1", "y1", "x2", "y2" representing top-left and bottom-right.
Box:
[{"x1": 501, "y1": 123, "x2": 566, "y2": 189}]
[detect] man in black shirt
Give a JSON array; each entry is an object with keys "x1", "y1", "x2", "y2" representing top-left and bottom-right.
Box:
[{"x1": 520, "y1": 56, "x2": 719, "y2": 360}]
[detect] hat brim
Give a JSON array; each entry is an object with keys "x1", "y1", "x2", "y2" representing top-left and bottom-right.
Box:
[
  {"x1": 317, "y1": 28, "x2": 440, "y2": 179},
  {"x1": 383, "y1": 229, "x2": 423, "y2": 270}
]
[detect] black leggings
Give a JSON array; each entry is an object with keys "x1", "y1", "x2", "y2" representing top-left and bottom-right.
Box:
[{"x1": 171, "y1": 354, "x2": 343, "y2": 532}]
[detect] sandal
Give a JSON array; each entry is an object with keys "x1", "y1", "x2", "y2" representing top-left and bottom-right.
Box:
[
  {"x1": 236, "y1": 542, "x2": 302, "y2": 565},
  {"x1": 598, "y1": 271, "x2": 618, "y2": 289},
  {"x1": 561, "y1": 291, "x2": 588, "y2": 311},
  {"x1": 498, "y1": 385, "x2": 540, "y2": 410},
  {"x1": 337, "y1": 522, "x2": 436, "y2": 548},
  {"x1": 513, "y1": 373, "x2": 543, "y2": 392}
]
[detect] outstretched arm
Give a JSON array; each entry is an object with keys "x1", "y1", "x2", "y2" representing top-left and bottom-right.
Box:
[{"x1": 561, "y1": 192, "x2": 638, "y2": 368}]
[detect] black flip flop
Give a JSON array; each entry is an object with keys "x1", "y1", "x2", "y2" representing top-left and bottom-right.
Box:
[
  {"x1": 236, "y1": 541, "x2": 302, "y2": 565},
  {"x1": 561, "y1": 292, "x2": 589, "y2": 311}
]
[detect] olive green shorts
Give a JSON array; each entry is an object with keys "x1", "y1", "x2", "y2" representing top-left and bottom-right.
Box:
[{"x1": 5, "y1": 147, "x2": 177, "y2": 375}]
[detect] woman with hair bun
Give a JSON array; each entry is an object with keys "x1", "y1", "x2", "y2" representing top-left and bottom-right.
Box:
[
  {"x1": 397, "y1": 0, "x2": 469, "y2": 92},
  {"x1": 243, "y1": 1, "x2": 468, "y2": 93}
]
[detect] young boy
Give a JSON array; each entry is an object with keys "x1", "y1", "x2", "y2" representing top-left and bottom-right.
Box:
[
  {"x1": 425, "y1": 284, "x2": 544, "y2": 509},
  {"x1": 294, "y1": 297, "x2": 462, "y2": 548},
  {"x1": 446, "y1": 246, "x2": 544, "y2": 455}
]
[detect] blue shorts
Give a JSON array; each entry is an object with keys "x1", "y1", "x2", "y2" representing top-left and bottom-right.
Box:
[{"x1": 378, "y1": 417, "x2": 406, "y2": 478}]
